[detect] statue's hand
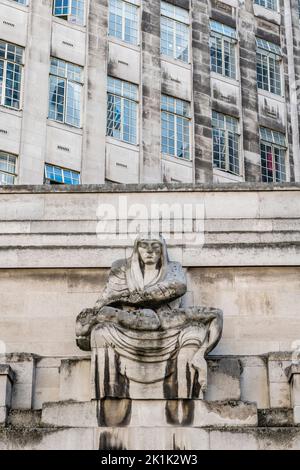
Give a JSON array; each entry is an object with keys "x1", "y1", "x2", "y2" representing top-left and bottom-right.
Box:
[
  {"x1": 76, "y1": 308, "x2": 98, "y2": 337},
  {"x1": 144, "y1": 284, "x2": 176, "y2": 301}
]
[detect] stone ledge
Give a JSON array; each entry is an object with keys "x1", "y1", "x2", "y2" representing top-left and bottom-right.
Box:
[
  {"x1": 258, "y1": 408, "x2": 294, "y2": 427},
  {"x1": 0, "y1": 424, "x2": 299, "y2": 449},
  {"x1": 286, "y1": 364, "x2": 300, "y2": 382},
  {"x1": 0, "y1": 365, "x2": 15, "y2": 383},
  {"x1": 0, "y1": 182, "x2": 300, "y2": 194},
  {"x1": 41, "y1": 399, "x2": 258, "y2": 429}
]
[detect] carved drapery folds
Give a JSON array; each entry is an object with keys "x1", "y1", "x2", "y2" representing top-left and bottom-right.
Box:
[{"x1": 76, "y1": 236, "x2": 223, "y2": 399}]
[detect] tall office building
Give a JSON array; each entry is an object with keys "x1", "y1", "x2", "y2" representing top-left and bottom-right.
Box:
[{"x1": 1, "y1": 0, "x2": 300, "y2": 185}]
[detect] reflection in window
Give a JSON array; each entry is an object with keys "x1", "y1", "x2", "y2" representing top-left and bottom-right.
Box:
[
  {"x1": 256, "y1": 38, "x2": 282, "y2": 96},
  {"x1": 48, "y1": 58, "x2": 83, "y2": 128},
  {"x1": 109, "y1": 0, "x2": 139, "y2": 45},
  {"x1": 260, "y1": 127, "x2": 286, "y2": 182},
  {"x1": 44, "y1": 164, "x2": 80, "y2": 185},
  {"x1": 107, "y1": 76, "x2": 138, "y2": 144},
  {"x1": 161, "y1": 1, "x2": 189, "y2": 63},
  {"x1": 210, "y1": 21, "x2": 237, "y2": 80},
  {"x1": 212, "y1": 111, "x2": 240, "y2": 175},
  {"x1": 0, "y1": 152, "x2": 17, "y2": 185},
  {"x1": 161, "y1": 95, "x2": 190, "y2": 160},
  {"x1": 53, "y1": 0, "x2": 85, "y2": 26},
  {"x1": 0, "y1": 41, "x2": 24, "y2": 110}
]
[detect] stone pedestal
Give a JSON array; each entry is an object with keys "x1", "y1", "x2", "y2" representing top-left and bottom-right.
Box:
[
  {"x1": 0, "y1": 364, "x2": 15, "y2": 425},
  {"x1": 286, "y1": 363, "x2": 300, "y2": 424},
  {"x1": 41, "y1": 398, "x2": 258, "y2": 450}
]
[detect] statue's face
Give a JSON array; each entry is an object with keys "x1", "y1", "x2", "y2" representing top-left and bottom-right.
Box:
[{"x1": 138, "y1": 241, "x2": 162, "y2": 266}]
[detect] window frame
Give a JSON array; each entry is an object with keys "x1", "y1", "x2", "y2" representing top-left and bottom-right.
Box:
[
  {"x1": 160, "y1": 1, "x2": 190, "y2": 64},
  {"x1": 260, "y1": 127, "x2": 287, "y2": 183},
  {"x1": 210, "y1": 21, "x2": 238, "y2": 80},
  {"x1": 44, "y1": 163, "x2": 81, "y2": 185},
  {"x1": 256, "y1": 38, "x2": 283, "y2": 96},
  {"x1": 254, "y1": 0, "x2": 278, "y2": 12},
  {"x1": 11, "y1": 0, "x2": 28, "y2": 5},
  {"x1": 108, "y1": 0, "x2": 140, "y2": 46},
  {"x1": 212, "y1": 111, "x2": 241, "y2": 176},
  {"x1": 0, "y1": 151, "x2": 17, "y2": 185},
  {"x1": 48, "y1": 58, "x2": 83, "y2": 128},
  {"x1": 106, "y1": 77, "x2": 139, "y2": 145},
  {"x1": 0, "y1": 41, "x2": 24, "y2": 111},
  {"x1": 161, "y1": 95, "x2": 191, "y2": 161},
  {"x1": 52, "y1": 0, "x2": 85, "y2": 26}
]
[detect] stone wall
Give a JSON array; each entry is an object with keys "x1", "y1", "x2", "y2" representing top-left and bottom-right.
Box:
[
  {"x1": 0, "y1": 183, "x2": 299, "y2": 357},
  {"x1": 0, "y1": 183, "x2": 300, "y2": 449}
]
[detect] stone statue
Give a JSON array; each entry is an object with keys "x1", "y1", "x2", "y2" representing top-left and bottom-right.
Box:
[{"x1": 76, "y1": 236, "x2": 223, "y2": 400}]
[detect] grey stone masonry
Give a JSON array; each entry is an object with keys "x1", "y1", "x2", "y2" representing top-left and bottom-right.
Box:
[
  {"x1": 141, "y1": 0, "x2": 162, "y2": 182},
  {"x1": 238, "y1": 1, "x2": 260, "y2": 182},
  {"x1": 192, "y1": 0, "x2": 213, "y2": 182},
  {"x1": 1, "y1": 1, "x2": 300, "y2": 182},
  {"x1": 81, "y1": 0, "x2": 108, "y2": 184}
]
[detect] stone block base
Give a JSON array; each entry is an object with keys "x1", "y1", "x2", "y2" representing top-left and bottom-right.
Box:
[{"x1": 41, "y1": 399, "x2": 257, "y2": 428}]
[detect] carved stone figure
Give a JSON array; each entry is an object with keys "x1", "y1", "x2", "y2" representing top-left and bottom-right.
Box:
[{"x1": 76, "y1": 236, "x2": 223, "y2": 400}]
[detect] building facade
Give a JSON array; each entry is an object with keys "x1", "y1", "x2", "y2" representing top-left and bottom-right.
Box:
[
  {"x1": 0, "y1": 0, "x2": 300, "y2": 185},
  {"x1": 0, "y1": 183, "x2": 300, "y2": 450}
]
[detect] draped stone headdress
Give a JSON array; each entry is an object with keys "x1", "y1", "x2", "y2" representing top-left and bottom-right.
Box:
[{"x1": 126, "y1": 235, "x2": 169, "y2": 292}]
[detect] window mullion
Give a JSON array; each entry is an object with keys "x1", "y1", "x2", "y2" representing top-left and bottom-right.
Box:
[
  {"x1": 174, "y1": 114, "x2": 177, "y2": 157},
  {"x1": 221, "y1": 38, "x2": 225, "y2": 77},
  {"x1": 2, "y1": 60, "x2": 7, "y2": 106},
  {"x1": 267, "y1": 55, "x2": 271, "y2": 93},
  {"x1": 122, "y1": 2, "x2": 126, "y2": 42},
  {"x1": 121, "y1": 96, "x2": 124, "y2": 140},
  {"x1": 225, "y1": 128, "x2": 229, "y2": 171},
  {"x1": 64, "y1": 77, "x2": 68, "y2": 124}
]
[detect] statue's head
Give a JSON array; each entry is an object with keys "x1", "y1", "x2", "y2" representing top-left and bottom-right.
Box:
[
  {"x1": 128, "y1": 235, "x2": 168, "y2": 290},
  {"x1": 137, "y1": 239, "x2": 162, "y2": 266}
]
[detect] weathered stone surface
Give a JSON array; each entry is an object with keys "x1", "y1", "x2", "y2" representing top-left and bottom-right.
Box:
[
  {"x1": 240, "y1": 356, "x2": 269, "y2": 409},
  {"x1": 209, "y1": 430, "x2": 258, "y2": 450},
  {"x1": 258, "y1": 408, "x2": 294, "y2": 427},
  {"x1": 59, "y1": 358, "x2": 91, "y2": 402},
  {"x1": 0, "y1": 365, "x2": 14, "y2": 410},
  {"x1": 205, "y1": 358, "x2": 241, "y2": 401},
  {"x1": 0, "y1": 407, "x2": 7, "y2": 426},
  {"x1": 41, "y1": 399, "x2": 257, "y2": 429},
  {"x1": 77, "y1": 236, "x2": 223, "y2": 400},
  {"x1": 41, "y1": 400, "x2": 98, "y2": 428}
]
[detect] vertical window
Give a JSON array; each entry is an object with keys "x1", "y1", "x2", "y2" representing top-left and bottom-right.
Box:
[
  {"x1": 0, "y1": 41, "x2": 24, "y2": 110},
  {"x1": 161, "y1": 95, "x2": 190, "y2": 160},
  {"x1": 0, "y1": 152, "x2": 17, "y2": 185},
  {"x1": 161, "y1": 1, "x2": 190, "y2": 63},
  {"x1": 254, "y1": 0, "x2": 277, "y2": 11},
  {"x1": 108, "y1": 0, "x2": 139, "y2": 45},
  {"x1": 107, "y1": 77, "x2": 138, "y2": 144},
  {"x1": 49, "y1": 58, "x2": 83, "y2": 128},
  {"x1": 256, "y1": 38, "x2": 282, "y2": 95},
  {"x1": 53, "y1": 0, "x2": 85, "y2": 26},
  {"x1": 212, "y1": 111, "x2": 240, "y2": 175},
  {"x1": 45, "y1": 164, "x2": 80, "y2": 184},
  {"x1": 260, "y1": 127, "x2": 286, "y2": 182},
  {"x1": 210, "y1": 21, "x2": 237, "y2": 80}
]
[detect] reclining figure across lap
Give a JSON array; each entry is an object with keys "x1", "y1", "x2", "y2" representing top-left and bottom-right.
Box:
[{"x1": 76, "y1": 236, "x2": 223, "y2": 400}]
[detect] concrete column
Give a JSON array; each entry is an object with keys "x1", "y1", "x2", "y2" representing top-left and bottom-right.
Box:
[
  {"x1": 0, "y1": 364, "x2": 14, "y2": 425},
  {"x1": 18, "y1": 0, "x2": 52, "y2": 184},
  {"x1": 284, "y1": 0, "x2": 300, "y2": 182},
  {"x1": 81, "y1": 0, "x2": 108, "y2": 184},
  {"x1": 192, "y1": 0, "x2": 213, "y2": 182},
  {"x1": 140, "y1": 0, "x2": 162, "y2": 183},
  {"x1": 238, "y1": 1, "x2": 260, "y2": 181}
]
